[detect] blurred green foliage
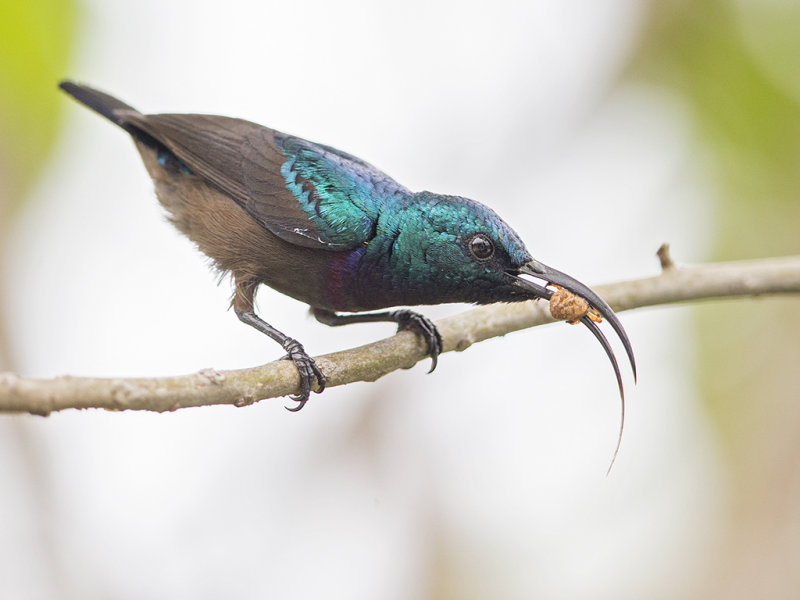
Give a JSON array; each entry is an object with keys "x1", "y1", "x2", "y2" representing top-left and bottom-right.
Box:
[
  {"x1": 0, "y1": 0, "x2": 77, "y2": 370},
  {"x1": 631, "y1": 3, "x2": 800, "y2": 590},
  {"x1": 633, "y1": 0, "x2": 800, "y2": 258},
  {"x1": 0, "y1": 0, "x2": 78, "y2": 213}
]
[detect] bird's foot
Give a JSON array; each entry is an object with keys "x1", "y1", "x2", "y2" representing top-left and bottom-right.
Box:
[
  {"x1": 392, "y1": 310, "x2": 443, "y2": 373},
  {"x1": 280, "y1": 338, "x2": 326, "y2": 411}
]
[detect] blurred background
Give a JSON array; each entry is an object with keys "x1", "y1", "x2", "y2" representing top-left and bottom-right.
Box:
[{"x1": 1, "y1": 0, "x2": 798, "y2": 598}]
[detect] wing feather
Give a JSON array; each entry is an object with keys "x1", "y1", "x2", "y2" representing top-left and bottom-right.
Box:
[{"x1": 121, "y1": 112, "x2": 407, "y2": 250}]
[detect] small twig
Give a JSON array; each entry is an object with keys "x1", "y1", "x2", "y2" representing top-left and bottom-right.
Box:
[
  {"x1": 1, "y1": 253, "x2": 799, "y2": 415},
  {"x1": 657, "y1": 243, "x2": 675, "y2": 270}
]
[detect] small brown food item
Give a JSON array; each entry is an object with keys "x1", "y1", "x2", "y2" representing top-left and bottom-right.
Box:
[{"x1": 549, "y1": 286, "x2": 591, "y2": 322}]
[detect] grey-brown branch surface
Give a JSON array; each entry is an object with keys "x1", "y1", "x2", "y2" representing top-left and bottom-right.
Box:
[{"x1": 2, "y1": 251, "x2": 799, "y2": 416}]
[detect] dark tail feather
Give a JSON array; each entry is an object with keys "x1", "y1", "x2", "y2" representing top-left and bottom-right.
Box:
[{"x1": 59, "y1": 81, "x2": 140, "y2": 133}]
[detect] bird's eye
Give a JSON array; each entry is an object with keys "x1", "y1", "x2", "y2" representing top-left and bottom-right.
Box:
[{"x1": 469, "y1": 234, "x2": 495, "y2": 260}]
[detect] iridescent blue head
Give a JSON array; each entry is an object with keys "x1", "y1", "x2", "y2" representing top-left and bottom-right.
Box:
[{"x1": 381, "y1": 192, "x2": 535, "y2": 305}]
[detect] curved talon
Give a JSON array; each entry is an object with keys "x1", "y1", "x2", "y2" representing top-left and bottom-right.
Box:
[
  {"x1": 580, "y1": 315, "x2": 625, "y2": 473},
  {"x1": 394, "y1": 311, "x2": 443, "y2": 373},
  {"x1": 286, "y1": 396, "x2": 308, "y2": 412},
  {"x1": 281, "y1": 340, "x2": 326, "y2": 411}
]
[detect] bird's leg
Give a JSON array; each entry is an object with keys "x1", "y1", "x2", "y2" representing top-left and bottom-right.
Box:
[
  {"x1": 233, "y1": 278, "x2": 325, "y2": 411},
  {"x1": 312, "y1": 308, "x2": 443, "y2": 373}
]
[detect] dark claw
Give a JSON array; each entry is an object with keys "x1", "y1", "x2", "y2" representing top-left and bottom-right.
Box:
[
  {"x1": 394, "y1": 310, "x2": 443, "y2": 373},
  {"x1": 281, "y1": 339, "x2": 326, "y2": 411},
  {"x1": 580, "y1": 315, "x2": 625, "y2": 473}
]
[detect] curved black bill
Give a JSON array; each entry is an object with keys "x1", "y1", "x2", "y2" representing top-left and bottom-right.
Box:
[
  {"x1": 580, "y1": 315, "x2": 625, "y2": 473},
  {"x1": 512, "y1": 259, "x2": 636, "y2": 471},
  {"x1": 515, "y1": 260, "x2": 636, "y2": 381}
]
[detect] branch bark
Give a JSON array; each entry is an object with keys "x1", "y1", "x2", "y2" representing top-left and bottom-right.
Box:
[{"x1": 2, "y1": 253, "x2": 799, "y2": 416}]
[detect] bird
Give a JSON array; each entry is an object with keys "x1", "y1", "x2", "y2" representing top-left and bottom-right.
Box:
[{"x1": 59, "y1": 81, "x2": 636, "y2": 417}]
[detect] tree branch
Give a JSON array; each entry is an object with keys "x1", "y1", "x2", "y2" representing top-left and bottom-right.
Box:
[{"x1": 2, "y1": 252, "x2": 799, "y2": 416}]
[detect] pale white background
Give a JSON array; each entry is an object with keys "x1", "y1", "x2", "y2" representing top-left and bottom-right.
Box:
[{"x1": 2, "y1": 1, "x2": 721, "y2": 598}]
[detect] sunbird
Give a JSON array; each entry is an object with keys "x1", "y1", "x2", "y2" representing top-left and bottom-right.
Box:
[{"x1": 60, "y1": 81, "x2": 635, "y2": 416}]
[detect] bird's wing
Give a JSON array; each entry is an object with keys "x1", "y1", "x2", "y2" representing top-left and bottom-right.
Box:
[{"x1": 120, "y1": 112, "x2": 408, "y2": 250}]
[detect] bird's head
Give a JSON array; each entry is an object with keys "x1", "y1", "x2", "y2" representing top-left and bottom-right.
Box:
[
  {"x1": 407, "y1": 191, "x2": 636, "y2": 386},
  {"x1": 410, "y1": 194, "x2": 615, "y2": 309},
  {"x1": 405, "y1": 193, "x2": 534, "y2": 304}
]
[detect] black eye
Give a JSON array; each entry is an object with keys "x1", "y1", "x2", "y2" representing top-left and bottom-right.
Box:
[{"x1": 469, "y1": 234, "x2": 494, "y2": 260}]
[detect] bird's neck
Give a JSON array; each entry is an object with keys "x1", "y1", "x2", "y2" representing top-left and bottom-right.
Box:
[{"x1": 323, "y1": 200, "x2": 468, "y2": 310}]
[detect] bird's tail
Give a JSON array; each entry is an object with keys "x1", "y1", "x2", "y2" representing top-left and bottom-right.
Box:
[{"x1": 59, "y1": 81, "x2": 141, "y2": 134}]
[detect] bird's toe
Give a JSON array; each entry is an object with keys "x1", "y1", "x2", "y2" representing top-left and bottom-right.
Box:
[
  {"x1": 281, "y1": 339, "x2": 325, "y2": 411},
  {"x1": 394, "y1": 310, "x2": 443, "y2": 373}
]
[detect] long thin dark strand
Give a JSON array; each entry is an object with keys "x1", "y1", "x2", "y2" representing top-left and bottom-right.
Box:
[{"x1": 580, "y1": 315, "x2": 625, "y2": 474}]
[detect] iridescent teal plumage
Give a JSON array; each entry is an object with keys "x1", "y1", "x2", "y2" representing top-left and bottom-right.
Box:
[
  {"x1": 323, "y1": 191, "x2": 535, "y2": 310},
  {"x1": 59, "y1": 81, "x2": 636, "y2": 419},
  {"x1": 268, "y1": 129, "x2": 537, "y2": 310},
  {"x1": 276, "y1": 133, "x2": 393, "y2": 250}
]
